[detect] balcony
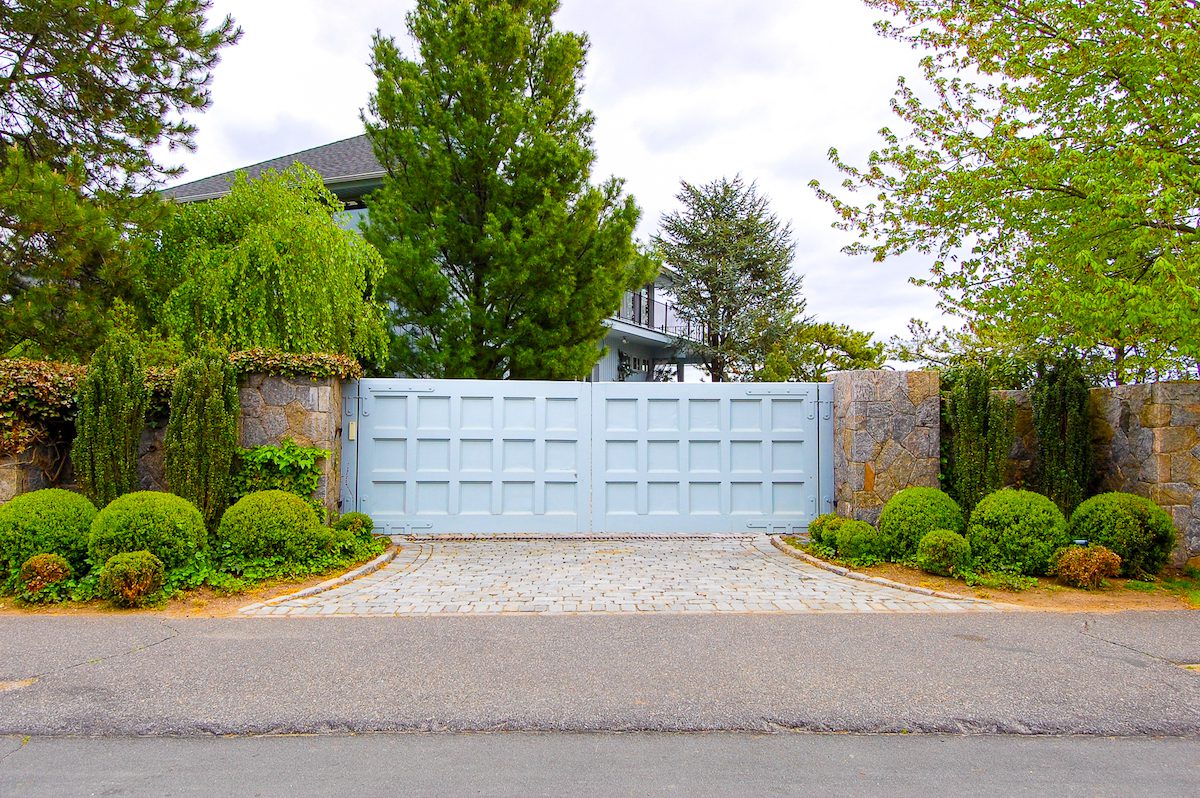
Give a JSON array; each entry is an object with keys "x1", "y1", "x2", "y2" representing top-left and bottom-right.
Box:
[{"x1": 614, "y1": 291, "x2": 705, "y2": 343}]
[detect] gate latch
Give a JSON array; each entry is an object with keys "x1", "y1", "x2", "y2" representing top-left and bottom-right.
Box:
[{"x1": 347, "y1": 421, "x2": 357, "y2": 441}]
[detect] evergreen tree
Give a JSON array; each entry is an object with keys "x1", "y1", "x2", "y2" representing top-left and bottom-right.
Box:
[
  {"x1": 164, "y1": 346, "x2": 239, "y2": 530},
  {"x1": 0, "y1": 1, "x2": 239, "y2": 361},
  {"x1": 654, "y1": 177, "x2": 805, "y2": 382},
  {"x1": 72, "y1": 331, "x2": 148, "y2": 507},
  {"x1": 1031, "y1": 355, "x2": 1093, "y2": 515},
  {"x1": 944, "y1": 365, "x2": 1014, "y2": 518},
  {"x1": 363, "y1": 0, "x2": 655, "y2": 378}
]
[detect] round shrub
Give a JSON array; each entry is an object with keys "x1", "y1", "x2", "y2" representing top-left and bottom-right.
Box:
[
  {"x1": 916, "y1": 529, "x2": 972, "y2": 577},
  {"x1": 878, "y1": 487, "x2": 964, "y2": 560},
  {"x1": 20, "y1": 552, "x2": 73, "y2": 595},
  {"x1": 1052, "y1": 545, "x2": 1122, "y2": 590},
  {"x1": 966, "y1": 489, "x2": 1069, "y2": 576},
  {"x1": 1068, "y1": 492, "x2": 1177, "y2": 577},
  {"x1": 333, "y1": 511, "x2": 375, "y2": 540},
  {"x1": 99, "y1": 551, "x2": 164, "y2": 607},
  {"x1": 216, "y1": 490, "x2": 325, "y2": 565},
  {"x1": 834, "y1": 520, "x2": 885, "y2": 562},
  {"x1": 0, "y1": 489, "x2": 97, "y2": 578},
  {"x1": 807, "y1": 513, "x2": 845, "y2": 547},
  {"x1": 88, "y1": 491, "x2": 206, "y2": 571}
]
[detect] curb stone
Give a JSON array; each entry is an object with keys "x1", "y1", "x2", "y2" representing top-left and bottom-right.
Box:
[
  {"x1": 769, "y1": 535, "x2": 1007, "y2": 607},
  {"x1": 239, "y1": 540, "x2": 401, "y2": 614}
]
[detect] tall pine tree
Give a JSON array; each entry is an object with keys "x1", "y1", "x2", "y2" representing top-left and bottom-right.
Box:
[{"x1": 362, "y1": 0, "x2": 655, "y2": 379}]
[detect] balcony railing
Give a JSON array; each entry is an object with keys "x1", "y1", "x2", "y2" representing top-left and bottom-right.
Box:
[{"x1": 614, "y1": 291, "x2": 705, "y2": 342}]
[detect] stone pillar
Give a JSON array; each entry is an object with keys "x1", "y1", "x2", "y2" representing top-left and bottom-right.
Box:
[
  {"x1": 1091, "y1": 382, "x2": 1200, "y2": 563},
  {"x1": 828, "y1": 370, "x2": 941, "y2": 524},
  {"x1": 238, "y1": 374, "x2": 343, "y2": 517}
]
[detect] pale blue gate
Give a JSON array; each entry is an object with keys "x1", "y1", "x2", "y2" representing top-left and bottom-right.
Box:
[{"x1": 342, "y1": 379, "x2": 833, "y2": 535}]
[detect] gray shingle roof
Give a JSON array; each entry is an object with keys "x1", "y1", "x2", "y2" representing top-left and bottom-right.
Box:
[{"x1": 163, "y1": 134, "x2": 383, "y2": 202}]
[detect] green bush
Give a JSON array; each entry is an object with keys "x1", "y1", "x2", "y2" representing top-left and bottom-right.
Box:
[
  {"x1": 19, "y1": 552, "x2": 73, "y2": 601},
  {"x1": 945, "y1": 365, "x2": 1015, "y2": 517},
  {"x1": 1030, "y1": 355, "x2": 1092, "y2": 515},
  {"x1": 0, "y1": 489, "x2": 97, "y2": 582},
  {"x1": 807, "y1": 513, "x2": 845, "y2": 546},
  {"x1": 333, "y1": 511, "x2": 375, "y2": 541},
  {"x1": 1052, "y1": 545, "x2": 1122, "y2": 589},
  {"x1": 966, "y1": 489, "x2": 1069, "y2": 576},
  {"x1": 98, "y1": 551, "x2": 164, "y2": 607},
  {"x1": 915, "y1": 529, "x2": 972, "y2": 577},
  {"x1": 878, "y1": 487, "x2": 964, "y2": 560},
  {"x1": 1067, "y1": 492, "x2": 1177, "y2": 577},
  {"x1": 834, "y1": 520, "x2": 886, "y2": 563},
  {"x1": 88, "y1": 491, "x2": 207, "y2": 570},
  {"x1": 215, "y1": 490, "x2": 327, "y2": 567},
  {"x1": 71, "y1": 331, "x2": 148, "y2": 507},
  {"x1": 164, "y1": 347, "x2": 240, "y2": 530}
]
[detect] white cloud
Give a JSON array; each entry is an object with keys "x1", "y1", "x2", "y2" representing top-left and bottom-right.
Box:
[{"x1": 174, "y1": 0, "x2": 952, "y2": 344}]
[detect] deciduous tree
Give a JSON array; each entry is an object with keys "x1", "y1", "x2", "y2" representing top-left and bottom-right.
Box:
[
  {"x1": 363, "y1": 0, "x2": 654, "y2": 379},
  {"x1": 814, "y1": 0, "x2": 1200, "y2": 385}
]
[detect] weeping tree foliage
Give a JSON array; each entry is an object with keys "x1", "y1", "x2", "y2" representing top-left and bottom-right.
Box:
[
  {"x1": 164, "y1": 346, "x2": 239, "y2": 529},
  {"x1": 154, "y1": 164, "x2": 389, "y2": 367},
  {"x1": 654, "y1": 177, "x2": 806, "y2": 382},
  {"x1": 814, "y1": 0, "x2": 1200, "y2": 385},
  {"x1": 363, "y1": 0, "x2": 655, "y2": 378},
  {"x1": 944, "y1": 365, "x2": 1014, "y2": 518},
  {"x1": 71, "y1": 332, "x2": 147, "y2": 507},
  {"x1": 1031, "y1": 355, "x2": 1093, "y2": 516}
]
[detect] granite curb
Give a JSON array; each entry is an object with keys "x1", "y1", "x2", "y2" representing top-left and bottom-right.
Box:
[
  {"x1": 239, "y1": 539, "x2": 401, "y2": 614},
  {"x1": 769, "y1": 535, "x2": 1009, "y2": 607}
]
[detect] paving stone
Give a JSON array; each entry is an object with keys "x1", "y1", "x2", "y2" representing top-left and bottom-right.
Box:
[{"x1": 243, "y1": 536, "x2": 998, "y2": 617}]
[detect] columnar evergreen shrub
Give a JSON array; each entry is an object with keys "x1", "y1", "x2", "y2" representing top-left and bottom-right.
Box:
[
  {"x1": 99, "y1": 551, "x2": 165, "y2": 607},
  {"x1": 915, "y1": 529, "x2": 972, "y2": 577},
  {"x1": 0, "y1": 488, "x2": 98, "y2": 581},
  {"x1": 164, "y1": 347, "x2": 240, "y2": 529},
  {"x1": 1067, "y1": 492, "x2": 1177, "y2": 577},
  {"x1": 945, "y1": 365, "x2": 1015, "y2": 518},
  {"x1": 88, "y1": 491, "x2": 206, "y2": 570},
  {"x1": 966, "y1": 489, "x2": 1069, "y2": 576},
  {"x1": 877, "y1": 487, "x2": 964, "y2": 560},
  {"x1": 1031, "y1": 355, "x2": 1092, "y2": 515},
  {"x1": 71, "y1": 331, "x2": 147, "y2": 507}
]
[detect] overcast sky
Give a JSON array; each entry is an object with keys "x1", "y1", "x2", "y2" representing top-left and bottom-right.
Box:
[{"x1": 170, "y1": 0, "x2": 945, "y2": 346}]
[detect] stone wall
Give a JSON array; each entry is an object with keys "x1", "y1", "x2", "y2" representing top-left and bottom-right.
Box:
[
  {"x1": 0, "y1": 445, "x2": 59, "y2": 503},
  {"x1": 829, "y1": 370, "x2": 941, "y2": 524},
  {"x1": 996, "y1": 382, "x2": 1200, "y2": 562},
  {"x1": 238, "y1": 374, "x2": 343, "y2": 516}
]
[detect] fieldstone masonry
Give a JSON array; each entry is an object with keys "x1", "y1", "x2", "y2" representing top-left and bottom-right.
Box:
[
  {"x1": 238, "y1": 374, "x2": 343, "y2": 516},
  {"x1": 828, "y1": 370, "x2": 941, "y2": 524},
  {"x1": 0, "y1": 445, "x2": 57, "y2": 503}
]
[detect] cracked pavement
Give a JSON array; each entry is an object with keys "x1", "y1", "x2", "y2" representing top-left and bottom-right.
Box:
[{"x1": 0, "y1": 611, "x2": 1197, "y2": 737}]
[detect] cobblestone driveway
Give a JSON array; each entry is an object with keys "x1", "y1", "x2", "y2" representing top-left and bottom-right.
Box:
[{"x1": 242, "y1": 536, "x2": 997, "y2": 616}]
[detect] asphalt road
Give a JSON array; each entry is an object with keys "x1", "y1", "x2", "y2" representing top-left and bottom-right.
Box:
[
  {"x1": 2, "y1": 732, "x2": 1198, "y2": 797},
  {"x1": 1, "y1": 611, "x2": 1198, "y2": 737}
]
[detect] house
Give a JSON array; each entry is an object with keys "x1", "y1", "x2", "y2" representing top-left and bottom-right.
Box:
[{"x1": 164, "y1": 134, "x2": 702, "y2": 381}]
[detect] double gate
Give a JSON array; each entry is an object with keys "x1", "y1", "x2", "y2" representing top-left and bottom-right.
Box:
[{"x1": 341, "y1": 379, "x2": 833, "y2": 535}]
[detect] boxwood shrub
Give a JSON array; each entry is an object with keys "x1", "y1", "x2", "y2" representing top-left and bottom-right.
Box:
[
  {"x1": 88, "y1": 491, "x2": 206, "y2": 570},
  {"x1": 878, "y1": 487, "x2": 964, "y2": 560},
  {"x1": 1067, "y1": 492, "x2": 1177, "y2": 577},
  {"x1": 0, "y1": 489, "x2": 98, "y2": 581},
  {"x1": 966, "y1": 489, "x2": 1069, "y2": 576},
  {"x1": 1052, "y1": 545, "x2": 1122, "y2": 589},
  {"x1": 99, "y1": 551, "x2": 165, "y2": 607},
  {"x1": 215, "y1": 490, "x2": 327, "y2": 567},
  {"x1": 834, "y1": 520, "x2": 886, "y2": 563},
  {"x1": 333, "y1": 511, "x2": 375, "y2": 541},
  {"x1": 807, "y1": 513, "x2": 845, "y2": 547},
  {"x1": 916, "y1": 529, "x2": 972, "y2": 577}
]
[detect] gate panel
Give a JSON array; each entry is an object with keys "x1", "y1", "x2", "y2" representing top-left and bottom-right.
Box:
[
  {"x1": 351, "y1": 379, "x2": 590, "y2": 534},
  {"x1": 590, "y1": 383, "x2": 822, "y2": 533}
]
